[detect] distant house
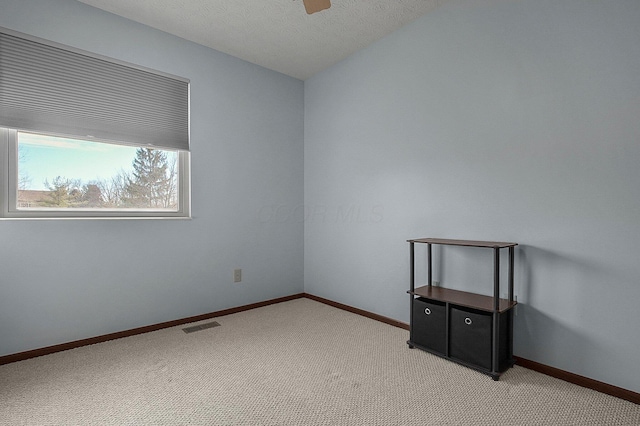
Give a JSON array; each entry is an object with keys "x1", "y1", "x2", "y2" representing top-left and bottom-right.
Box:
[{"x1": 17, "y1": 190, "x2": 51, "y2": 208}]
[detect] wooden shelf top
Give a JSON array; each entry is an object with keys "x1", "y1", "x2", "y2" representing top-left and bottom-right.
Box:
[
  {"x1": 407, "y1": 238, "x2": 517, "y2": 248},
  {"x1": 410, "y1": 285, "x2": 517, "y2": 313}
]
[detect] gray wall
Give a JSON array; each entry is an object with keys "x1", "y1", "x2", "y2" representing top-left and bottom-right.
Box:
[
  {"x1": 0, "y1": 0, "x2": 304, "y2": 355},
  {"x1": 304, "y1": 0, "x2": 640, "y2": 392}
]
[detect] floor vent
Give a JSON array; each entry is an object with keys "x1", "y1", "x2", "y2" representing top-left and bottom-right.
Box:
[{"x1": 182, "y1": 321, "x2": 221, "y2": 334}]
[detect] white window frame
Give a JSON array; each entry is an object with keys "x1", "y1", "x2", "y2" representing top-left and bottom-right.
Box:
[{"x1": 0, "y1": 128, "x2": 191, "y2": 219}]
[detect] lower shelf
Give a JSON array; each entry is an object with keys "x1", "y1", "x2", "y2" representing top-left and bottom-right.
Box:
[
  {"x1": 410, "y1": 297, "x2": 515, "y2": 380},
  {"x1": 407, "y1": 339, "x2": 515, "y2": 380}
]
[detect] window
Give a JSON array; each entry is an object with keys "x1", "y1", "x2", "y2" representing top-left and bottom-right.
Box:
[
  {"x1": 1, "y1": 129, "x2": 190, "y2": 218},
  {"x1": 0, "y1": 27, "x2": 190, "y2": 219}
]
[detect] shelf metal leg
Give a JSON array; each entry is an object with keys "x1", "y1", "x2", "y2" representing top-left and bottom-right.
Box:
[
  {"x1": 508, "y1": 246, "x2": 514, "y2": 303},
  {"x1": 409, "y1": 242, "x2": 415, "y2": 344},
  {"x1": 508, "y1": 246, "x2": 515, "y2": 366},
  {"x1": 410, "y1": 242, "x2": 415, "y2": 293},
  {"x1": 493, "y1": 247, "x2": 500, "y2": 311},
  {"x1": 427, "y1": 243, "x2": 432, "y2": 288},
  {"x1": 492, "y1": 248, "x2": 500, "y2": 375}
]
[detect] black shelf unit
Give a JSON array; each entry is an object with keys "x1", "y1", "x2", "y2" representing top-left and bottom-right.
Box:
[{"x1": 407, "y1": 238, "x2": 518, "y2": 380}]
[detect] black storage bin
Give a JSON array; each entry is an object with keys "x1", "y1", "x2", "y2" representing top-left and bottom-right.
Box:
[
  {"x1": 450, "y1": 306, "x2": 510, "y2": 372},
  {"x1": 411, "y1": 298, "x2": 446, "y2": 355},
  {"x1": 450, "y1": 306, "x2": 493, "y2": 370}
]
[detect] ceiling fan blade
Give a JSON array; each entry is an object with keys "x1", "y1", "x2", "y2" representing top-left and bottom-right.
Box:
[{"x1": 303, "y1": 0, "x2": 331, "y2": 15}]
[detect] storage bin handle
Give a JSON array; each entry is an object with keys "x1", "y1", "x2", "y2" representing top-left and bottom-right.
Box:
[
  {"x1": 424, "y1": 307, "x2": 431, "y2": 315},
  {"x1": 464, "y1": 317, "x2": 472, "y2": 325}
]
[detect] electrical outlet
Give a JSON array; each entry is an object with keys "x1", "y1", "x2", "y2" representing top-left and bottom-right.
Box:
[
  {"x1": 234, "y1": 269, "x2": 242, "y2": 283},
  {"x1": 432, "y1": 281, "x2": 440, "y2": 287}
]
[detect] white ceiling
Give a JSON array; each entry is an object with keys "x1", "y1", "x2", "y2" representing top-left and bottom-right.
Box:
[{"x1": 76, "y1": 0, "x2": 448, "y2": 80}]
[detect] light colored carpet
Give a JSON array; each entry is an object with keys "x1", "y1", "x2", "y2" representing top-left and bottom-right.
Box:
[{"x1": 1, "y1": 298, "x2": 638, "y2": 425}]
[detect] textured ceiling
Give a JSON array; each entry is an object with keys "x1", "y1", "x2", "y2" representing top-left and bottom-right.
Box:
[{"x1": 76, "y1": 0, "x2": 448, "y2": 80}]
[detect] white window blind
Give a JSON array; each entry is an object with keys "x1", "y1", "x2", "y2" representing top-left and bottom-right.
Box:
[{"x1": 0, "y1": 27, "x2": 189, "y2": 151}]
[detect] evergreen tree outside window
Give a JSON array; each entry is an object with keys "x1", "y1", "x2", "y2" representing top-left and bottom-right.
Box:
[{"x1": 124, "y1": 148, "x2": 177, "y2": 209}]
